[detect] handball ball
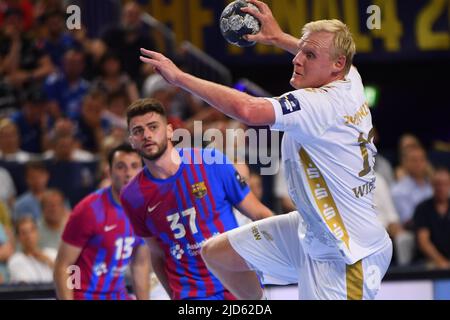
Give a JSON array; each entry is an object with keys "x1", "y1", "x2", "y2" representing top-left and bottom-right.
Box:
[{"x1": 220, "y1": 0, "x2": 261, "y2": 47}]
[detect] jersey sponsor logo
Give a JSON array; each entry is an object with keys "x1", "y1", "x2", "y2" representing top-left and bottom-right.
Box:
[
  {"x1": 352, "y1": 179, "x2": 376, "y2": 199},
  {"x1": 344, "y1": 102, "x2": 370, "y2": 126},
  {"x1": 170, "y1": 243, "x2": 184, "y2": 260},
  {"x1": 104, "y1": 225, "x2": 117, "y2": 232},
  {"x1": 147, "y1": 202, "x2": 161, "y2": 214},
  {"x1": 251, "y1": 226, "x2": 262, "y2": 241},
  {"x1": 235, "y1": 171, "x2": 248, "y2": 189},
  {"x1": 261, "y1": 230, "x2": 273, "y2": 241},
  {"x1": 186, "y1": 233, "x2": 220, "y2": 257},
  {"x1": 276, "y1": 93, "x2": 301, "y2": 115},
  {"x1": 111, "y1": 265, "x2": 128, "y2": 277},
  {"x1": 299, "y1": 148, "x2": 350, "y2": 248},
  {"x1": 366, "y1": 265, "x2": 382, "y2": 291},
  {"x1": 191, "y1": 182, "x2": 207, "y2": 199},
  {"x1": 93, "y1": 262, "x2": 108, "y2": 277}
]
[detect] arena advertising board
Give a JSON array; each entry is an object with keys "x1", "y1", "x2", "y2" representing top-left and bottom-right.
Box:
[{"x1": 137, "y1": 0, "x2": 450, "y2": 63}]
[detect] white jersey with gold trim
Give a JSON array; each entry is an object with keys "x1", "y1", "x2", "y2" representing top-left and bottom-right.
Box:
[{"x1": 267, "y1": 67, "x2": 389, "y2": 264}]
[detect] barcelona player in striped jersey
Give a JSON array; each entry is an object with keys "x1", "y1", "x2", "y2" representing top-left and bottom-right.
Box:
[
  {"x1": 53, "y1": 144, "x2": 150, "y2": 300},
  {"x1": 121, "y1": 99, "x2": 273, "y2": 300}
]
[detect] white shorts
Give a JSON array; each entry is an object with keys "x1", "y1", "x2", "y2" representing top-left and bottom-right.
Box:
[{"x1": 228, "y1": 212, "x2": 393, "y2": 300}]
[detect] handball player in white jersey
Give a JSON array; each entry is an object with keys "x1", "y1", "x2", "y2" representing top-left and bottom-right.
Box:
[{"x1": 138, "y1": 0, "x2": 392, "y2": 300}]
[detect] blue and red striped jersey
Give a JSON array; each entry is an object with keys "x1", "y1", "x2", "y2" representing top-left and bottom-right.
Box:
[
  {"x1": 62, "y1": 187, "x2": 144, "y2": 300},
  {"x1": 120, "y1": 148, "x2": 250, "y2": 300}
]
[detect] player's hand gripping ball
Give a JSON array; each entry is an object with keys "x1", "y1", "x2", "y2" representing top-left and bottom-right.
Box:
[{"x1": 220, "y1": 0, "x2": 261, "y2": 47}]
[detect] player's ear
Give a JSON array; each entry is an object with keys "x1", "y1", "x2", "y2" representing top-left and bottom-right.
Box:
[
  {"x1": 167, "y1": 123, "x2": 174, "y2": 140},
  {"x1": 128, "y1": 134, "x2": 136, "y2": 149},
  {"x1": 333, "y1": 55, "x2": 346, "y2": 74}
]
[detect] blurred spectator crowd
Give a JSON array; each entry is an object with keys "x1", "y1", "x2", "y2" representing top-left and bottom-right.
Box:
[
  {"x1": 0, "y1": 0, "x2": 449, "y2": 288},
  {"x1": 0, "y1": 0, "x2": 248, "y2": 286}
]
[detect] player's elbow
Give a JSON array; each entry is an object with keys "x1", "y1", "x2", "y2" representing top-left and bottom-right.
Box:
[
  {"x1": 259, "y1": 207, "x2": 275, "y2": 220},
  {"x1": 237, "y1": 98, "x2": 258, "y2": 125},
  {"x1": 237, "y1": 103, "x2": 254, "y2": 126},
  {"x1": 236, "y1": 97, "x2": 273, "y2": 126}
]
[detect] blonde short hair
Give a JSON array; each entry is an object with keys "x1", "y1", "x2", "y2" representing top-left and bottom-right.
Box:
[{"x1": 302, "y1": 19, "x2": 356, "y2": 75}]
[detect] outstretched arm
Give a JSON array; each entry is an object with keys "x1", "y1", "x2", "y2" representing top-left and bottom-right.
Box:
[{"x1": 140, "y1": 49, "x2": 275, "y2": 126}]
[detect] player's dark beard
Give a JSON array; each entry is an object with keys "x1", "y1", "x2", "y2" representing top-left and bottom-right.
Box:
[{"x1": 139, "y1": 139, "x2": 168, "y2": 161}]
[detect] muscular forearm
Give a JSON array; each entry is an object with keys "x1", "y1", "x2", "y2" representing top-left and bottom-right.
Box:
[
  {"x1": 130, "y1": 265, "x2": 150, "y2": 300},
  {"x1": 242, "y1": 0, "x2": 299, "y2": 55},
  {"x1": 253, "y1": 203, "x2": 274, "y2": 220},
  {"x1": 243, "y1": 199, "x2": 274, "y2": 221},
  {"x1": 272, "y1": 32, "x2": 300, "y2": 55},
  {"x1": 176, "y1": 72, "x2": 265, "y2": 126},
  {"x1": 140, "y1": 49, "x2": 275, "y2": 125}
]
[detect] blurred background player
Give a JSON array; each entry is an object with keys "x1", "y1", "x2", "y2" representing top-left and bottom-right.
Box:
[
  {"x1": 121, "y1": 98, "x2": 273, "y2": 300},
  {"x1": 53, "y1": 143, "x2": 150, "y2": 300}
]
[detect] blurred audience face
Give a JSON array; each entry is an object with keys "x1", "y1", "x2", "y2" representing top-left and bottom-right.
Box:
[
  {"x1": 63, "y1": 50, "x2": 85, "y2": 80},
  {"x1": 53, "y1": 118, "x2": 75, "y2": 136},
  {"x1": 53, "y1": 134, "x2": 74, "y2": 161},
  {"x1": 402, "y1": 147, "x2": 428, "y2": 180},
  {"x1": 24, "y1": 101, "x2": 46, "y2": 124},
  {"x1": 0, "y1": 120, "x2": 20, "y2": 154},
  {"x1": 17, "y1": 217, "x2": 39, "y2": 252},
  {"x1": 109, "y1": 94, "x2": 128, "y2": 117},
  {"x1": 41, "y1": 190, "x2": 66, "y2": 227},
  {"x1": 249, "y1": 173, "x2": 263, "y2": 200},
  {"x1": 26, "y1": 167, "x2": 50, "y2": 194},
  {"x1": 102, "y1": 56, "x2": 121, "y2": 77},
  {"x1": 82, "y1": 94, "x2": 106, "y2": 127},
  {"x1": 432, "y1": 169, "x2": 450, "y2": 202},
  {"x1": 122, "y1": 2, "x2": 142, "y2": 30},
  {"x1": 46, "y1": 13, "x2": 65, "y2": 38},
  {"x1": 3, "y1": 10, "x2": 23, "y2": 37},
  {"x1": 399, "y1": 134, "x2": 421, "y2": 154},
  {"x1": 110, "y1": 150, "x2": 142, "y2": 195},
  {"x1": 152, "y1": 89, "x2": 177, "y2": 113}
]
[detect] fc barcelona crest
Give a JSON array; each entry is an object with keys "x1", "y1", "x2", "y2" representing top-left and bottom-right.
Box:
[{"x1": 191, "y1": 182, "x2": 207, "y2": 199}]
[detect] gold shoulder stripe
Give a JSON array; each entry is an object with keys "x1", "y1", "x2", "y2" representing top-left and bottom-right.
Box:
[{"x1": 299, "y1": 148, "x2": 350, "y2": 248}]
